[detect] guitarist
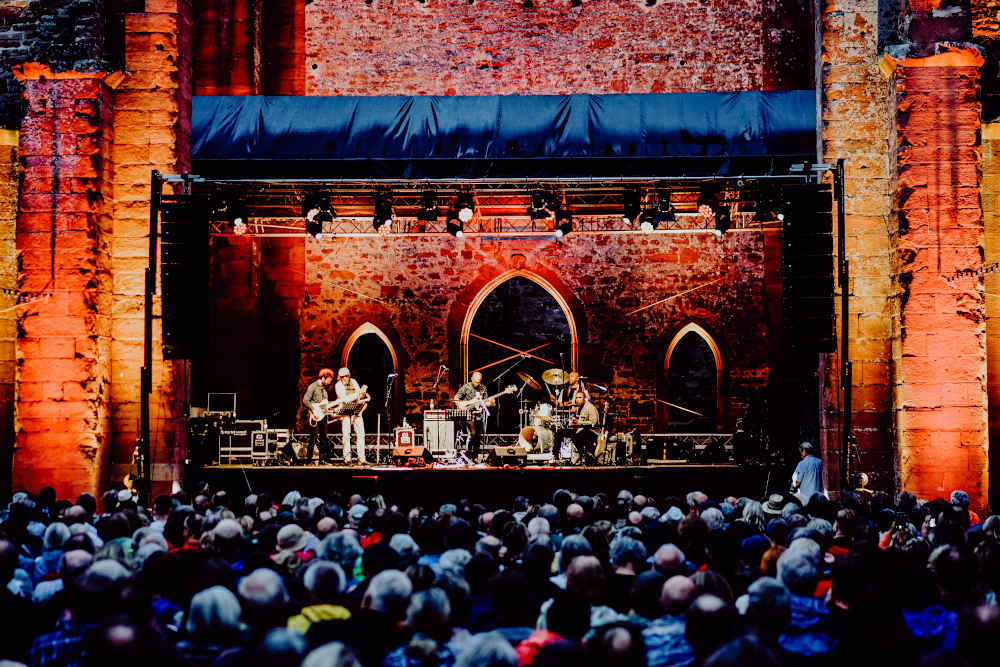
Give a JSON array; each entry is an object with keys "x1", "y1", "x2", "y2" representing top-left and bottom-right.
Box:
[
  {"x1": 453, "y1": 371, "x2": 492, "y2": 462},
  {"x1": 303, "y1": 368, "x2": 335, "y2": 464},
  {"x1": 335, "y1": 367, "x2": 369, "y2": 464}
]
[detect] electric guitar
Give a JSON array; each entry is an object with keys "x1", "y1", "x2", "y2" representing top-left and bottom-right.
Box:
[
  {"x1": 455, "y1": 385, "x2": 517, "y2": 410},
  {"x1": 309, "y1": 384, "x2": 369, "y2": 426}
]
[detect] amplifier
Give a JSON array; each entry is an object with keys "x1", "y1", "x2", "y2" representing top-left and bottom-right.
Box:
[
  {"x1": 423, "y1": 411, "x2": 455, "y2": 456},
  {"x1": 392, "y1": 445, "x2": 432, "y2": 467}
]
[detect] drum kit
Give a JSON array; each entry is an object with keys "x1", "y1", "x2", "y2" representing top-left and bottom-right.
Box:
[{"x1": 515, "y1": 367, "x2": 609, "y2": 461}]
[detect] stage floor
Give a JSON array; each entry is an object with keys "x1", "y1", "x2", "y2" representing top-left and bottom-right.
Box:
[{"x1": 199, "y1": 462, "x2": 775, "y2": 507}]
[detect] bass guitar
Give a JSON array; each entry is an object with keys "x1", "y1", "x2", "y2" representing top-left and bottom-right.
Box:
[
  {"x1": 309, "y1": 384, "x2": 369, "y2": 426},
  {"x1": 455, "y1": 385, "x2": 517, "y2": 410}
]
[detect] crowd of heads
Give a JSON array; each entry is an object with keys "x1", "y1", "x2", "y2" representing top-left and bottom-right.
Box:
[{"x1": 0, "y1": 481, "x2": 998, "y2": 667}]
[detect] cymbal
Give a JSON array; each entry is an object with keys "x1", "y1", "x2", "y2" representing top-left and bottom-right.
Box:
[
  {"x1": 517, "y1": 371, "x2": 542, "y2": 391},
  {"x1": 541, "y1": 368, "x2": 568, "y2": 386}
]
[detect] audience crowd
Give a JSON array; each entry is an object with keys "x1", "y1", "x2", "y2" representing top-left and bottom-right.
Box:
[{"x1": 0, "y1": 482, "x2": 998, "y2": 667}]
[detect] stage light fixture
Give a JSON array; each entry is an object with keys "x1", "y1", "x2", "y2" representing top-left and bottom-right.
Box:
[
  {"x1": 696, "y1": 192, "x2": 716, "y2": 218},
  {"x1": 445, "y1": 208, "x2": 465, "y2": 237},
  {"x1": 302, "y1": 194, "x2": 334, "y2": 224},
  {"x1": 751, "y1": 195, "x2": 785, "y2": 222},
  {"x1": 305, "y1": 218, "x2": 323, "y2": 239},
  {"x1": 373, "y1": 194, "x2": 394, "y2": 232},
  {"x1": 553, "y1": 207, "x2": 573, "y2": 237},
  {"x1": 622, "y1": 190, "x2": 641, "y2": 225},
  {"x1": 715, "y1": 205, "x2": 732, "y2": 235},
  {"x1": 529, "y1": 190, "x2": 552, "y2": 220},
  {"x1": 418, "y1": 191, "x2": 439, "y2": 222},
  {"x1": 455, "y1": 192, "x2": 476, "y2": 223}
]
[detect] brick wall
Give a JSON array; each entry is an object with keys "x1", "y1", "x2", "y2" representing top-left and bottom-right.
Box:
[
  {"x1": 303, "y1": 0, "x2": 813, "y2": 96},
  {"x1": 294, "y1": 230, "x2": 772, "y2": 434},
  {"x1": 821, "y1": 0, "x2": 896, "y2": 491},
  {"x1": 0, "y1": 130, "x2": 18, "y2": 496}
]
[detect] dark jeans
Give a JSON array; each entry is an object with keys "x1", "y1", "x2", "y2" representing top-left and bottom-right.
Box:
[
  {"x1": 573, "y1": 428, "x2": 598, "y2": 463},
  {"x1": 464, "y1": 419, "x2": 484, "y2": 459},
  {"x1": 308, "y1": 417, "x2": 331, "y2": 462}
]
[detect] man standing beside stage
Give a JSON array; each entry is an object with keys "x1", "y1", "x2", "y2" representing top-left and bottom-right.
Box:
[
  {"x1": 454, "y1": 371, "x2": 492, "y2": 462},
  {"x1": 303, "y1": 368, "x2": 335, "y2": 464},
  {"x1": 335, "y1": 367, "x2": 368, "y2": 464},
  {"x1": 791, "y1": 441, "x2": 823, "y2": 503}
]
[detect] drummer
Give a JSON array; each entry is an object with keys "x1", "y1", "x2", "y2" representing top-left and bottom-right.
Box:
[{"x1": 556, "y1": 371, "x2": 590, "y2": 408}]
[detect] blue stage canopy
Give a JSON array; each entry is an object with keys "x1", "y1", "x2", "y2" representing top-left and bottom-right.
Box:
[{"x1": 191, "y1": 92, "x2": 817, "y2": 179}]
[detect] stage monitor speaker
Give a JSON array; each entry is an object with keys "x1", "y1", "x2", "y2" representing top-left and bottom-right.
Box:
[
  {"x1": 489, "y1": 446, "x2": 527, "y2": 467},
  {"x1": 392, "y1": 445, "x2": 433, "y2": 467},
  {"x1": 159, "y1": 199, "x2": 209, "y2": 360}
]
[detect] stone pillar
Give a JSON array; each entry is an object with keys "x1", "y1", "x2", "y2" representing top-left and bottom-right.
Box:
[
  {"x1": 108, "y1": 0, "x2": 193, "y2": 495},
  {"x1": 891, "y1": 48, "x2": 989, "y2": 507},
  {"x1": 12, "y1": 67, "x2": 114, "y2": 498},
  {"x1": 821, "y1": 0, "x2": 896, "y2": 490},
  {"x1": 0, "y1": 131, "x2": 19, "y2": 494}
]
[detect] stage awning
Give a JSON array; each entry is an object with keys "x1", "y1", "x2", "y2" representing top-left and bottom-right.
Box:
[{"x1": 191, "y1": 92, "x2": 817, "y2": 180}]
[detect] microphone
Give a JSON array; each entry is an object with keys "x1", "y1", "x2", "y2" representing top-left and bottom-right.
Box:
[{"x1": 387, "y1": 373, "x2": 398, "y2": 378}]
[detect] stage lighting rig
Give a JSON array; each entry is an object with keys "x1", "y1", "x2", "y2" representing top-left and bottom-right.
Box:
[
  {"x1": 301, "y1": 194, "x2": 334, "y2": 238},
  {"x1": 373, "y1": 194, "x2": 394, "y2": 232},
  {"x1": 455, "y1": 192, "x2": 476, "y2": 223},
  {"x1": 553, "y1": 206, "x2": 573, "y2": 237},
  {"x1": 622, "y1": 189, "x2": 642, "y2": 226},
  {"x1": 529, "y1": 190, "x2": 552, "y2": 220},
  {"x1": 418, "y1": 191, "x2": 439, "y2": 222}
]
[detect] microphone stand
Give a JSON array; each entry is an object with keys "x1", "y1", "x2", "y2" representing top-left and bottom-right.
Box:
[{"x1": 379, "y1": 374, "x2": 394, "y2": 464}]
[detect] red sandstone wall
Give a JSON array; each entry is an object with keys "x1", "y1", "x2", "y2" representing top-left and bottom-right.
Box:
[
  {"x1": 14, "y1": 71, "x2": 114, "y2": 498},
  {"x1": 303, "y1": 0, "x2": 812, "y2": 96},
  {"x1": 297, "y1": 230, "x2": 772, "y2": 433},
  {"x1": 893, "y1": 50, "x2": 988, "y2": 506},
  {"x1": 821, "y1": 0, "x2": 896, "y2": 491}
]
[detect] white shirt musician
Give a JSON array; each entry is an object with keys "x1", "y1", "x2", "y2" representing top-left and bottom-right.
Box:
[{"x1": 335, "y1": 367, "x2": 368, "y2": 464}]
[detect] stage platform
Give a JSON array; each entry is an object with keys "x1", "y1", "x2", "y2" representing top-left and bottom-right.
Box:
[{"x1": 199, "y1": 463, "x2": 775, "y2": 507}]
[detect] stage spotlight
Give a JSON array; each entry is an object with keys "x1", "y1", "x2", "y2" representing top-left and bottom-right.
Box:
[
  {"x1": 751, "y1": 195, "x2": 784, "y2": 222},
  {"x1": 455, "y1": 192, "x2": 475, "y2": 223},
  {"x1": 373, "y1": 194, "x2": 394, "y2": 232},
  {"x1": 302, "y1": 194, "x2": 334, "y2": 224},
  {"x1": 715, "y1": 205, "x2": 732, "y2": 235},
  {"x1": 529, "y1": 190, "x2": 552, "y2": 220},
  {"x1": 446, "y1": 208, "x2": 464, "y2": 237},
  {"x1": 553, "y1": 207, "x2": 573, "y2": 237},
  {"x1": 305, "y1": 218, "x2": 322, "y2": 239},
  {"x1": 418, "y1": 191, "x2": 439, "y2": 222},
  {"x1": 622, "y1": 190, "x2": 641, "y2": 226},
  {"x1": 696, "y1": 192, "x2": 716, "y2": 218}
]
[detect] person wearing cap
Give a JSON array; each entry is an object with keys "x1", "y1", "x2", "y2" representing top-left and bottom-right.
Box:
[
  {"x1": 791, "y1": 442, "x2": 823, "y2": 505},
  {"x1": 302, "y1": 368, "x2": 335, "y2": 464},
  {"x1": 272, "y1": 524, "x2": 314, "y2": 577},
  {"x1": 334, "y1": 367, "x2": 369, "y2": 465}
]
